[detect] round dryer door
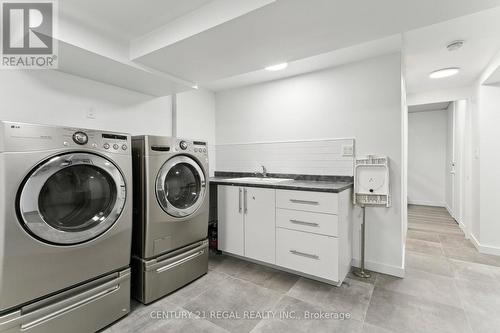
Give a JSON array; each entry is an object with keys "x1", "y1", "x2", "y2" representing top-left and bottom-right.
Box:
[
  {"x1": 156, "y1": 155, "x2": 206, "y2": 217},
  {"x1": 18, "y1": 153, "x2": 127, "y2": 245}
]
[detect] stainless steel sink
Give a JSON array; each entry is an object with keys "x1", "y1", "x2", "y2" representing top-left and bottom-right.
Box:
[{"x1": 226, "y1": 177, "x2": 293, "y2": 184}]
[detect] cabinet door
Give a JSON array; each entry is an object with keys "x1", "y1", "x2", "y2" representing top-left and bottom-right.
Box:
[
  {"x1": 244, "y1": 187, "x2": 276, "y2": 264},
  {"x1": 217, "y1": 185, "x2": 244, "y2": 255}
]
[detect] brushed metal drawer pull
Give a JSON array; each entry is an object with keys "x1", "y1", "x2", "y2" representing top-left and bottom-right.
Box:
[
  {"x1": 244, "y1": 188, "x2": 248, "y2": 214},
  {"x1": 290, "y1": 219, "x2": 319, "y2": 227},
  {"x1": 239, "y1": 188, "x2": 242, "y2": 213},
  {"x1": 290, "y1": 199, "x2": 319, "y2": 205},
  {"x1": 289, "y1": 250, "x2": 319, "y2": 260}
]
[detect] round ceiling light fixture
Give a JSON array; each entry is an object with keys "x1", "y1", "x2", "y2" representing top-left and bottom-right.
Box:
[
  {"x1": 446, "y1": 40, "x2": 465, "y2": 52},
  {"x1": 429, "y1": 67, "x2": 460, "y2": 79}
]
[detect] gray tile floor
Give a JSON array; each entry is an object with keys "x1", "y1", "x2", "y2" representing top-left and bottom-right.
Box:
[{"x1": 104, "y1": 205, "x2": 500, "y2": 332}]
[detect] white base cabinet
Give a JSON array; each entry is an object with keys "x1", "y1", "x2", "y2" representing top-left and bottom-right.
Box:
[
  {"x1": 217, "y1": 185, "x2": 244, "y2": 256},
  {"x1": 244, "y1": 187, "x2": 276, "y2": 263},
  {"x1": 217, "y1": 184, "x2": 352, "y2": 285},
  {"x1": 217, "y1": 185, "x2": 275, "y2": 264},
  {"x1": 276, "y1": 228, "x2": 339, "y2": 281}
]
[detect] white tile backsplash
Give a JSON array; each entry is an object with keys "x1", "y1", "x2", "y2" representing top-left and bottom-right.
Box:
[{"x1": 215, "y1": 138, "x2": 355, "y2": 176}]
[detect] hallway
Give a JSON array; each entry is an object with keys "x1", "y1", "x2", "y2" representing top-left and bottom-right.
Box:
[
  {"x1": 403, "y1": 204, "x2": 500, "y2": 333},
  {"x1": 407, "y1": 205, "x2": 500, "y2": 266}
]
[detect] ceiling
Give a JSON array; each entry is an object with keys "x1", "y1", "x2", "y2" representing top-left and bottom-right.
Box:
[
  {"x1": 404, "y1": 6, "x2": 500, "y2": 95},
  {"x1": 205, "y1": 35, "x2": 402, "y2": 91},
  {"x1": 134, "y1": 0, "x2": 500, "y2": 85},
  {"x1": 60, "y1": 0, "x2": 213, "y2": 41},
  {"x1": 408, "y1": 102, "x2": 451, "y2": 113},
  {"x1": 59, "y1": 0, "x2": 500, "y2": 92}
]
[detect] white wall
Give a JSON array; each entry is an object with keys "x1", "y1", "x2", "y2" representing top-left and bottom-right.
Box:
[
  {"x1": 407, "y1": 86, "x2": 474, "y2": 106},
  {"x1": 176, "y1": 89, "x2": 216, "y2": 176},
  {"x1": 408, "y1": 110, "x2": 447, "y2": 207},
  {"x1": 401, "y1": 75, "x2": 409, "y2": 244},
  {"x1": 0, "y1": 71, "x2": 172, "y2": 136},
  {"x1": 478, "y1": 83, "x2": 500, "y2": 250},
  {"x1": 215, "y1": 53, "x2": 405, "y2": 276},
  {"x1": 466, "y1": 50, "x2": 500, "y2": 255},
  {"x1": 469, "y1": 92, "x2": 481, "y2": 242}
]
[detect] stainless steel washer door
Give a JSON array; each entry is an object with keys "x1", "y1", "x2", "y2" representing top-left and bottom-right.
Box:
[
  {"x1": 156, "y1": 155, "x2": 206, "y2": 218},
  {"x1": 18, "y1": 152, "x2": 127, "y2": 245}
]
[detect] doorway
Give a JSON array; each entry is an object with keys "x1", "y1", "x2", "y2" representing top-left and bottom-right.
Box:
[
  {"x1": 405, "y1": 100, "x2": 487, "y2": 265},
  {"x1": 407, "y1": 100, "x2": 468, "y2": 228}
]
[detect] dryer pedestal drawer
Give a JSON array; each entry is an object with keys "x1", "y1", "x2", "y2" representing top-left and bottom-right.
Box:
[
  {"x1": 276, "y1": 228, "x2": 339, "y2": 282},
  {"x1": 132, "y1": 240, "x2": 208, "y2": 304},
  {"x1": 0, "y1": 268, "x2": 130, "y2": 333}
]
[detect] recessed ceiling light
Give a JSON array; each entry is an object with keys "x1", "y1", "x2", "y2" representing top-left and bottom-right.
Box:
[
  {"x1": 265, "y1": 62, "x2": 288, "y2": 71},
  {"x1": 429, "y1": 67, "x2": 460, "y2": 79},
  {"x1": 191, "y1": 84, "x2": 199, "y2": 89}
]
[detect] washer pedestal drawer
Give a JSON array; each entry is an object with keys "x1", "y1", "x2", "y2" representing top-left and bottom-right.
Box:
[
  {"x1": 132, "y1": 239, "x2": 208, "y2": 304},
  {"x1": 0, "y1": 268, "x2": 131, "y2": 333}
]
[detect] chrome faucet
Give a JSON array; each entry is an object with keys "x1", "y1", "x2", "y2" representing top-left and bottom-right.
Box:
[{"x1": 260, "y1": 165, "x2": 267, "y2": 178}]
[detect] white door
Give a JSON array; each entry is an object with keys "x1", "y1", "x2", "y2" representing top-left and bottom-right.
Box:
[
  {"x1": 244, "y1": 187, "x2": 276, "y2": 264},
  {"x1": 217, "y1": 185, "x2": 244, "y2": 255}
]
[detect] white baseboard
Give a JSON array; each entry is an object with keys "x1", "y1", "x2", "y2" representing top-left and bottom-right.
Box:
[
  {"x1": 407, "y1": 199, "x2": 445, "y2": 207},
  {"x1": 470, "y1": 233, "x2": 500, "y2": 256},
  {"x1": 470, "y1": 233, "x2": 480, "y2": 250},
  {"x1": 445, "y1": 204, "x2": 453, "y2": 217},
  {"x1": 351, "y1": 258, "x2": 405, "y2": 278},
  {"x1": 457, "y1": 219, "x2": 466, "y2": 231}
]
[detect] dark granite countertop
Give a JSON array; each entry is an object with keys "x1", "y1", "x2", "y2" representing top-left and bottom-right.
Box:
[{"x1": 209, "y1": 172, "x2": 353, "y2": 193}]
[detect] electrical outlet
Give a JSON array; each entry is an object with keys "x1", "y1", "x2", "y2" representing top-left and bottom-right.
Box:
[
  {"x1": 342, "y1": 144, "x2": 354, "y2": 156},
  {"x1": 86, "y1": 107, "x2": 96, "y2": 119}
]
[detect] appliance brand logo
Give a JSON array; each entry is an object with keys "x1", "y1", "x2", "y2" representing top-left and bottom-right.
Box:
[{"x1": 1, "y1": 0, "x2": 58, "y2": 69}]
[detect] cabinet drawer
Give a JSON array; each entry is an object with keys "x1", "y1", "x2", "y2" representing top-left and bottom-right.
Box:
[
  {"x1": 276, "y1": 190, "x2": 338, "y2": 214},
  {"x1": 276, "y1": 228, "x2": 338, "y2": 282},
  {"x1": 276, "y1": 209, "x2": 339, "y2": 237}
]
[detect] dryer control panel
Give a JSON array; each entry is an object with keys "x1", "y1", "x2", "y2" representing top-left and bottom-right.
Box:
[
  {"x1": 175, "y1": 139, "x2": 208, "y2": 155},
  {"x1": 0, "y1": 121, "x2": 130, "y2": 154},
  {"x1": 61, "y1": 128, "x2": 130, "y2": 155}
]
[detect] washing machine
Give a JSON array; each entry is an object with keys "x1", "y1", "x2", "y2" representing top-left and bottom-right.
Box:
[
  {"x1": 131, "y1": 135, "x2": 209, "y2": 304},
  {"x1": 0, "y1": 121, "x2": 132, "y2": 333}
]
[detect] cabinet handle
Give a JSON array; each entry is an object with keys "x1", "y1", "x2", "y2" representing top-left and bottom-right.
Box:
[
  {"x1": 289, "y1": 219, "x2": 319, "y2": 227},
  {"x1": 290, "y1": 199, "x2": 319, "y2": 205},
  {"x1": 289, "y1": 250, "x2": 319, "y2": 260},
  {"x1": 239, "y1": 188, "x2": 242, "y2": 213},
  {"x1": 244, "y1": 188, "x2": 248, "y2": 213}
]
